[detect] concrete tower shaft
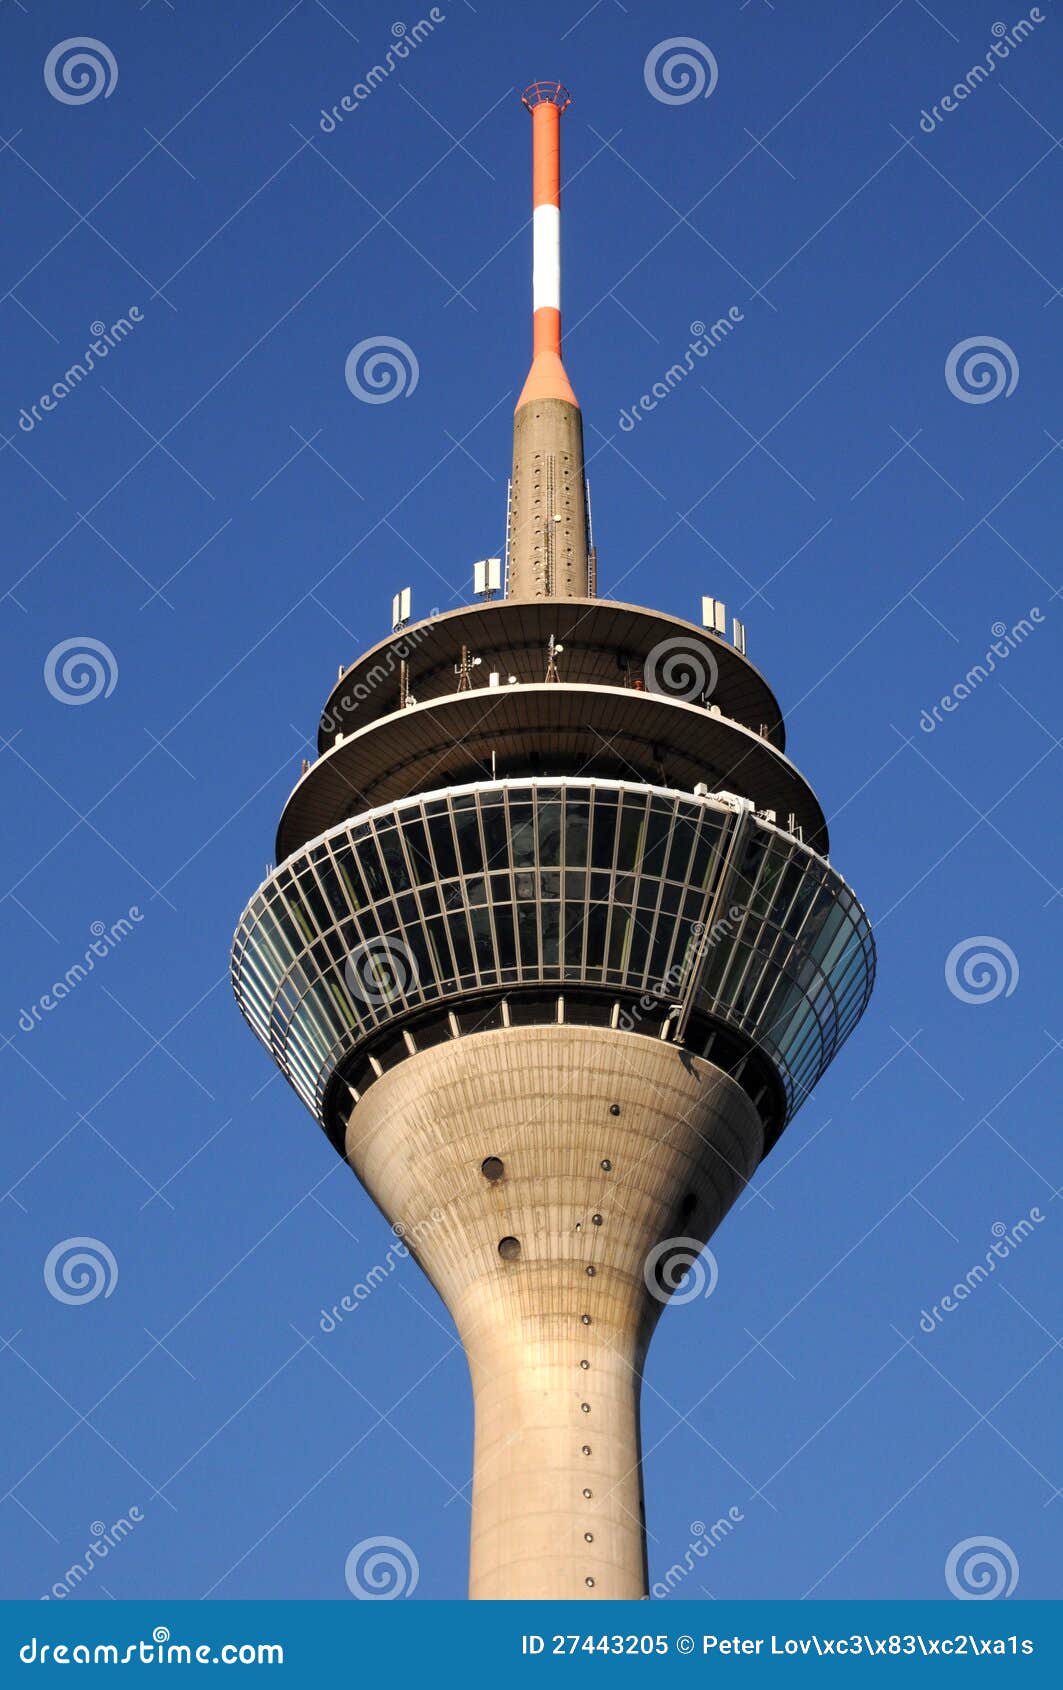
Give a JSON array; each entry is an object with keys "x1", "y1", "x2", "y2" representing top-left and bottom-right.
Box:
[
  {"x1": 343, "y1": 1025, "x2": 763, "y2": 1599},
  {"x1": 507, "y1": 83, "x2": 591, "y2": 600}
]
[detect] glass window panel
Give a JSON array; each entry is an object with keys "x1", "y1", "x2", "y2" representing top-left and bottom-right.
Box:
[
  {"x1": 428, "y1": 812, "x2": 458, "y2": 879},
  {"x1": 517, "y1": 902, "x2": 539, "y2": 972},
  {"x1": 454, "y1": 805, "x2": 484, "y2": 875},
  {"x1": 540, "y1": 902, "x2": 560, "y2": 972},
  {"x1": 565, "y1": 797, "x2": 590, "y2": 867},
  {"x1": 509, "y1": 802, "x2": 536, "y2": 867},
  {"x1": 590, "y1": 798, "x2": 618, "y2": 869},
  {"x1": 616, "y1": 799, "x2": 646, "y2": 872},
  {"x1": 584, "y1": 904, "x2": 608, "y2": 976},
  {"x1": 537, "y1": 798, "x2": 563, "y2": 865}
]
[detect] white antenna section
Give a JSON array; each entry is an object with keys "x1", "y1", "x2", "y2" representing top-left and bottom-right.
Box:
[
  {"x1": 391, "y1": 587, "x2": 411, "y2": 632},
  {"x1": 732, "y1": 616, "x2": 746, "y2": 655},
  {"x1": 701, "y1": 596, "x2": 726, "y2": 634},
  {"x1": 473, "y1": 557, "x2": 502, "y2": 600}
]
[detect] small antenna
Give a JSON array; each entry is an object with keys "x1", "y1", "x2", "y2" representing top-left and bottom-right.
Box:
[
  {"x1": 545, "y1": 634, "x2": 564, "y2": 683},
  {"x1": 473, "y1": 557, "x2": 502, "y2": 601},
  {"x1": 455, "y1": 645, "x2": 482, "y2": 691},
  {"x1": 701, "y1": 596, "x2": 726, "y2": 634},
  {"x1": 391, "y1": 586, "x2": 411, "y2": 631}
]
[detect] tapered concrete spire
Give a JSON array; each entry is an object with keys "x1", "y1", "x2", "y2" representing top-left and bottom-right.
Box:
[{"x1": 507, "y1": 83, "x2": 591, "y2": 600}]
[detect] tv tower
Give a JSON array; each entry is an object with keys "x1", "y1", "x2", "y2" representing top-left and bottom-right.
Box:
[{"x1": 232, "y1": 82, "x2": 874, "y2": 1600}]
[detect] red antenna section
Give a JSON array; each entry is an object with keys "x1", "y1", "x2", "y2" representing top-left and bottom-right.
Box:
[{"x1": 516, "y1": 82, "x2": 577, "y2": 410}]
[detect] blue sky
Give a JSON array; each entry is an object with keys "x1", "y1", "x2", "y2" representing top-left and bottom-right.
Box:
[{"x1": 1, "y1": 0, "x2": 1060, "y2": 1604}]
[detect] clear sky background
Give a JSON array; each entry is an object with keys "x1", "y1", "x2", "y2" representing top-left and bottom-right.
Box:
[{"x1": 1, "y1": 0, "x2": 1060, "y2": 1604}]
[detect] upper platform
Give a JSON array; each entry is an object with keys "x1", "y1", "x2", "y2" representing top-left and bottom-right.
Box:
[{"x1": 318, "y1": 599, "x2": 785, "y2": 754}]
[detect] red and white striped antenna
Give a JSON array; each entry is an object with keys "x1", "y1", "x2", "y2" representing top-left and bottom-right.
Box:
[{"x1": 516, "y1": 82, "x2": 577, "y2": 410}]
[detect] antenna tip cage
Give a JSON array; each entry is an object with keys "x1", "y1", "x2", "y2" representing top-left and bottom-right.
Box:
[{"x1": 521, "y1": 81, "x2": 572, "y2": 114}]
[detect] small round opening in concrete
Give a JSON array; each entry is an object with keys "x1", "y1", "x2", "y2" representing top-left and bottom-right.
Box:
[
  {"x1": 609, "y1": 1104, "x2": 621, "y2": 1116},
  {"x1": 580, "y1": 1402, "x2": 591, "y2": 1413},
  {"x1": 481, "y1": 1156, "x2": 504, "y2": 1181},
  {"x1": 600, "y1": 1159, "x2": 612, "y2": 1170},
  {"x1": 581, "y1": 1313, "x2": 591, "y2": 1325},
  {"x1": 579, "y1": 1359, "x2": 589, "y2": 1369},
  {"x1": 585, "y1": 1577, "x2": 595, "y2": 1588},
  {"x1": 592, "y1": 1212, "x2": 603, "y2": 1225},
  {"x1": 584, "y1": 1532, "x2": 594, "y2": 1543},
  {"x1": 581, "y1": 1445, "x2": 592, "y2": 1455},
  {"x1": 585, "y1": 1265, "x2": 596, "y2": 1277},
  {"x1": 497, "y1": 1236, "x2": 521, "y2": 1261},
  {"x1": 582, "y1": 1488, "x2": 592, "y2": 1498}
]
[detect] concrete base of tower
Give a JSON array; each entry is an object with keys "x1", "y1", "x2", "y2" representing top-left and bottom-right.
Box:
[{"x1": 342, "y1": 1023, "x2": 765, "y2": 1599}]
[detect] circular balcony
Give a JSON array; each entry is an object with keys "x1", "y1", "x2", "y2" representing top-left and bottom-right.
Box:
[
  {"x1": 317, "y1": 599, "x2": 785, "y2": 751},
  {"x1": 234, "y1": 779, "x2": 874, "y2": 1151},
  {"x1": 280, "y1": 682, "x2": 823, "y2": 863}
]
